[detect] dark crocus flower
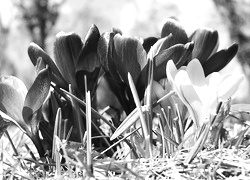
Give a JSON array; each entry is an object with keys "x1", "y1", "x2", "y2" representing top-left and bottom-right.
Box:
[{"x1": 143, "y1": 18, "x2": 238, "y2": 78}]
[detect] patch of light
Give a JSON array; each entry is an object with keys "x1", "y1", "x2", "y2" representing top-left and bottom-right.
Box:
[
  {"x1": 120, "y1": 3, "x2": 137, "y2": 34},
  {"x1": 0, "y1": 0, "x2": 14, "y2": 28}
]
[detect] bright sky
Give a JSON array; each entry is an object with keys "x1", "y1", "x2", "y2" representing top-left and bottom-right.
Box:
[{"x1": 0, "y1": 0, "x2": 15, "y2": 28}]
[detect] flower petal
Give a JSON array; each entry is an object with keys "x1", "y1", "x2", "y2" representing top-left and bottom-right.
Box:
[
  {"x1": 54, "y1": 32, "x2": 83, "y2": 89},
  {"x1": 0, "y1": 76, "x2": 28, "y2": 131},
  {"x1": 189, "y1": 28, "x2": 219, "y2": 64},
  {"x1": 217, "y1": 74, "x2": 245, "y2": 101},
  {"x1": 203, "y1": 43, "x2": 238, "y2": 76},
  {"x1": 148, "y1": 34, "x2": 173, "y2": 58},
  {"x1": 166, "y1": 60, "x2": 178, "y2": 87},
  {"x1": 76, "y1": 25, "x2": 101, "y2": 93},
  {"x1": 161, "y1": 18, "x2": 188, "y2": 45},
  {"x1": 0, "y1": 75, "x2": 27, "y2": 100},
  {"x1": 28, "y1": 42, "x2": 68, "y2": 88},
  {"x1": 77, "y1": 24, "x2": 101, "y2": 73},
  {"x1": 23, "y1": 66, "x2": 51, "y2": 124},
  {"x1": 142, "y1": 37, "x2": 158, "y2": 53},
  {"x1": 112, "y1": 34, "x2": 147, "y2": 84},
  {"x1": 206, "y1": 72, "x2": 222, "y2": 87},
  {"x1": 175, "y1": 71, "x2": 203, "y2": 127},
  {"x1": 98, "y1": 32, "x2": 116, "y2": 72},
  {"x1": 186, "y1": 59, "x2": 207, "y2": 86},
  {"x1": 0, "y1": 83, "x2": 26, "y2": 130},
  {"x1": 154, "y1": 44, "x2": 190, "y2": 81}
]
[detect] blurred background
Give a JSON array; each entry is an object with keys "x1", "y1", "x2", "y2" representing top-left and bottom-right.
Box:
[{"x1": 0, "y1": 0, "x2": 249, "y2": 102}]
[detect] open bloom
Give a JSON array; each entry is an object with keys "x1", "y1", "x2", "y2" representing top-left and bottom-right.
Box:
[{"x1": 166, "y1": 59, "x2": 245, "y2": 128}]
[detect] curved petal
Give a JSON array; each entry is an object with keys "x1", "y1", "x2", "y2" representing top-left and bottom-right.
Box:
[
  {"x1": 166, "y1": 60, "x2": 178, "y2": 87},
  {"x1": 189, "y1": 28, "x2": 219, "y2": 64},
  {"x1": 28, "y1": 42, "x2": 68, "y2": 89},
  {"x1": 98, "y1": 31, "x2": 116, "y2": 72},
  {"x1": 217, "y1": 74, "x2": 245, "y2": 101},
  {"x1": 206, "y1": 72, "x2": 222, "y2": 88},
  {"x1": 0, "y1": 75, "x2": 27, "y2": 100},
  {"x1": 142, "y1": 37, "x2": 158, "y2": 53},
  {"x1": 54, "y1": 32, "x2": 82, "y2": 89},
  {"x1": 23, "y1": 67, "x2": 51, "y2": 124},
  {"x1": 186, "y1": 59, "x2": 207, "y2": 86},
  {"x1": 154, "y1": 44, "x2": 188, "y2": 81},
  {"x1": 161, "y1": 18, "x2": 188, "y2": 45},
  {"x1": 77, "y1": 24, "x2": 100, "y2": 73},
  {"x1": 175, "y1": 70, "x2": 203, "y2": 127},
  {"x1": 112, "y1": 34, "x2": 147, "y2": 84},
  {"x1": 203, "y1": 43, "x2": 238, "y2": 76},
  {"x1": 147, "y1": 34, "x2": 172, "y2": 58},
  {"x1": 152, "y1": 80, "x2": 165, "y2": 102},
  {"x1": 0, "y1": 83, "x2": 27, "y2": 131}
]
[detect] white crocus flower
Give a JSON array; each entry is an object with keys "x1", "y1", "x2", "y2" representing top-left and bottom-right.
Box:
[{"x1": 166, "y1": 59, "x2": 245, "y2": 128}]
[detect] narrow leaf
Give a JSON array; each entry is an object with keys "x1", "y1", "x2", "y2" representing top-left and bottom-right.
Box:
[
  {"x1": 23, "y1": 66, "x2": 51, "y2": 124},
  {"x1": 86, "y1": 91, "x2": 93, "y2": 174},
  {"x1": 128, "y1": 73, "x2": 152, "y2": 158}
]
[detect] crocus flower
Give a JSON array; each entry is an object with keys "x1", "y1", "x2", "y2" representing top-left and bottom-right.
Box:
[
  {"x1": 143, "y1": 18, "x2": 239, "y2": 78},
  {"x1": 28, "y1": 24, "x2": 101, "y2": 95},
  {"x1": 0, "y1": 67, "x2": 51, "y2": 158},
  {"x1": 97, "y1": 23, "x2": 193, "y2": 114},
  {"x1": 166, "y1": 59, "x2": 245, "y2": 128}
]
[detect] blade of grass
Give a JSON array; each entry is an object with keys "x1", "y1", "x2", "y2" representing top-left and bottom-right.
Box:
[
  {"x1": 128, "y1": 72, "x2": 152, "y2": 158},
  {"x1": 110, "y1": 89, "x2": 175, "y2": 142},
  {"x1": 111, "y1": 105, "x2": 147, "y2": 141},
  {"x1": 60, "y1": 88, "x2": 116, "y2": 131},
  {"x1": 235, "y1": 126, "x2": 249, "y2": 148},
  {"x1": 24, "y1": 143, "x2": 36, "y2": 160},
  {"x1": 175, "y1": 104, "x2": 184, "y2": 142},
  {"x1": 144, "y1": 57, "x2": 154, "y2": 144},
  {"x1": 80, "y1": 109, "x2": 115, "y2": 155},
  {"x1": 86, "y1": 91, "x2": 93, "y2": 175},
  {"x1": 167, "y1": 106, "x2": 175, "y2": 154},
  {"x1": 65, "y1": 126, "x2": 73, "y2": 141},
  {"x1": 158, "y1": 114, "x2": 166, "y2": 158},
  {"x1": 54, "y1": 136, "x2": 61, "y2": 177},
  {"x1": 159, "y1": 110, "x2": 170, "y2": 157},
  {"x1": 52, "y1": 108, "x2": 62, "y2": 160},
  {"x1": 0, "y1": 138, "x2": 3, "y2": 180},
  {"x1": 62, "y1": 119, "x2": 68, "y2": 140},
  {"x1": 3, "y1": 149, "x2": 16, "y2": 165},
  {"x1": 61, "y1": 85, "x2": 136, "y2": 156},
  {"x1": 153, "y1": 90, "x2": 175, "y2": 107},
  {"x1": 5, "y1": 131, "x2": 18, "y2": 156},
  {"x1": 153, "y1": 130, "x2": 179, "y2": 147},
  {"x1": 69, "y1": 84, "x2": 84, "y2": 142},
  {"x1": 184, "y1": 122, "x2": 210, "y2": 164},
  {"x1": 161, "y1": 107, "x2": 176, "y2": 154},
  {"x1": 96, "y1": 127, "x2": 141, "y2": 159}
]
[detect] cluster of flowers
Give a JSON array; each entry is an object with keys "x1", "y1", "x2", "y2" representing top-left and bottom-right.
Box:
[{"x1": 0, "y1": 18, "x2": 244, "y2": 158}]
